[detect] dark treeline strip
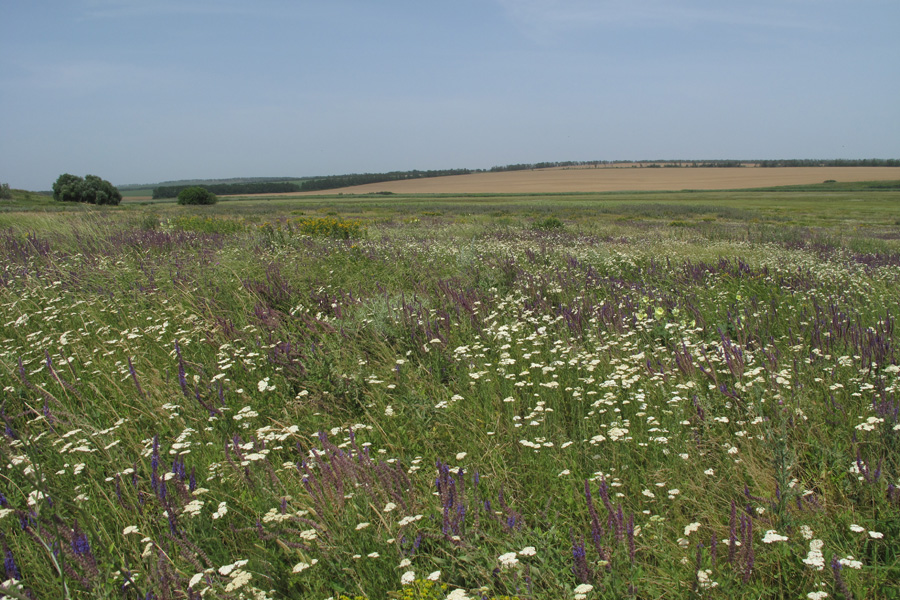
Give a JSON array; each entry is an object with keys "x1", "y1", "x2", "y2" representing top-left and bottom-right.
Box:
[
  {"x1": 490, "y1": 161, "x2": 617, "y2": 171},
  {"x1": 489, "y1": 158, "x2": 900, "y2": 171},
  {"x1": 153, "y1": 181, "x2": 301, "y2": 198},
  {"x1": 756, "y1": 158, "x2": 900, "y2": 167},
  {"x1": 296, "y1": 169, "x2": 473, "y2": 192},
  {"x1": 153, "y1": 169, "x2": 474, "y2": 197}
]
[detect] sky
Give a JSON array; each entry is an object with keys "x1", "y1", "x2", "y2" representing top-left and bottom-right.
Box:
[{"x1": 2, "y1": 0, "x2": 899, "y2": 190}]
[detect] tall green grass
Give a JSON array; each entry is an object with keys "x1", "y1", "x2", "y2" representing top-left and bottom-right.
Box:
[{"x1": 1, "y1": 193, "x2": 899, "y2": 599}]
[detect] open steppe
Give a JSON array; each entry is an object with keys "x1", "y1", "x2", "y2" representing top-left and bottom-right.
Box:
[{"x1": 2, "y1": 184, "x2": 899, "y2": 599}]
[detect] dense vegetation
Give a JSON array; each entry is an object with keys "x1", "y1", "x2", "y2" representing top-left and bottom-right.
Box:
[
  {"x1": 177, "y1": 186, "x2": 218, "y2": 205},
  {"x1": 152, "y1": 171, "x2": 475, "y2": 198},
  {"x1": 1, "y1": 189, "x2": 899, "y2": 599},
  {"x1": 489, "y1": 159, "x2": 900, "y2": 172},
  {"x1": 154, "y1": 182, "x2": 302, "y2": 199},
  {"x1": 756, "y1": 159, "x2": 900, "y2": 168},
  {"x1": 295, "y1": 169, "x2": 473, "y2": 192},
  {"x1": 51, "y1": 173, "x2": 122, "y2": 205}
]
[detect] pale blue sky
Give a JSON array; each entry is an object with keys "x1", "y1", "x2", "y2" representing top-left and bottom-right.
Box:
[{"x1": 2, "y1": 0, "x2": 898, "y2": 190}]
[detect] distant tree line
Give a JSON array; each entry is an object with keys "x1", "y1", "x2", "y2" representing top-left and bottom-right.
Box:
[
  {"x1": 153, "y1": 181, "x2": 301, "y2": 198},
  {"x1": 152, "y1": 169, "x2": 474, "y2": 197},
  {"x1": 295, "y1": 169, "x2": 472, "y2": 192},
  {"x1": 489, "y1": 161, "x2": 613, "y2": 172},
  {"x1": 489, "y1": 159, "x2": 900, "y2": 171},
  {"x1": 756, "y1": 159, "x2": 900, "y2": 167},
  {"x1": 121, "y1": 176, "x2": 299, "y2": 191}
]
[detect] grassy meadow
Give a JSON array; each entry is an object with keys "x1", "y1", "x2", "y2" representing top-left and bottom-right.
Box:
[{"x1": 1, "y1": 188, "x2": 899, "y2": 599}]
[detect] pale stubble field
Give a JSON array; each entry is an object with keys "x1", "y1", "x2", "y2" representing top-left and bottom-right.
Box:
[{"x1": 288, "y1": 166, "x2": 900, "y2": 195}]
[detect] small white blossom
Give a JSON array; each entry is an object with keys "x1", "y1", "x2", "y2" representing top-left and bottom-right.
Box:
[
  {"x1": 292, "y1": 560, "x2": 317, "y2": 573},
  {"x1": 684, "y1": 522, "x2": 701, "y2": 536},
  {"x1": 497, "y1": 552, "x2": 519, "y2": 568},
  {"x1": 574, "y1": 583, "x2": 594, "y2": 599},
  {"x1": 803, "y1": 539, "x2": 825, "y2": 570},
  {"x1": 762, "y1": 530, "x2": 788, "y2": 543}
]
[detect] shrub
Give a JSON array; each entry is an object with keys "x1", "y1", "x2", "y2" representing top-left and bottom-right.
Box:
[
  {"x1": 177, "y1": 186, "x2": 218, "y2": 205},
  {"x1": 0, "y1": 183, "x2": 12, "y2": 199},
  {"x1": 531, "y1": 216, "x2": 564, "y2": 230},
  {"x1": 52, "y1": 173, "x2": 122, "y2": 205}
]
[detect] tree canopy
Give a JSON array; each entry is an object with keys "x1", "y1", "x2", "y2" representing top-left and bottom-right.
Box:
[
  {"x1": 177, "y1": 186, "x2": 218, "y2": 205},
  {"x1": 52, "y1": 174, "x2": 122, "y2": 205}
]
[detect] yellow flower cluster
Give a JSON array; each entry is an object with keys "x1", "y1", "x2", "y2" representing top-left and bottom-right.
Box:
[
  {"x1": 389, "y1": 579, "x2": 447, "y2": 600},
  {"x1": 287, "y1": 216, "x2": 366, "y2": 239}
]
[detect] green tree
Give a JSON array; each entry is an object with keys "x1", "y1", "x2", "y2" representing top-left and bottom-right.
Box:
[
  {"x1": 81, "y1": 174, "x2": 123, "y2": 205},
  {"x1": 52, "y1": 173, "x2": 84, "y2": 203},
  {"x1": 0, "y1": 183, "x2": 12, "y2": 199},
  {"x1": 177, "y1": 186, "x2": 218, "y2": 205},
  {"x1": 52, "y1": 173, "x2": 122, "y2": 205}
]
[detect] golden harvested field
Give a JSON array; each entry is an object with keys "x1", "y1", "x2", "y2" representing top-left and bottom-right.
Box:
[{"x1": 294, "y1": 166, "x2": 900, "y2": 195}]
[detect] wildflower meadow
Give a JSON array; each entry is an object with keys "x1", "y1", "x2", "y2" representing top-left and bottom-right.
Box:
[{"x1": 1, "y1": 189, "x2": 899, "y2": 599}]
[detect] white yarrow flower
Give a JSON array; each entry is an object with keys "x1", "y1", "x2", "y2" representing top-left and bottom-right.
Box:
[
  {"x1": 574, "y1": 583, "x2": 594, "y2": 599},
  {"x1": 802, "y1": 539, "x2": 825, "y2": 570},
  {"x1": 762, "y1": 530, "x2": 788, "y2": 543},
  {"x1": 497, "y1": 552, "x2": 519, "y2": 568}
]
